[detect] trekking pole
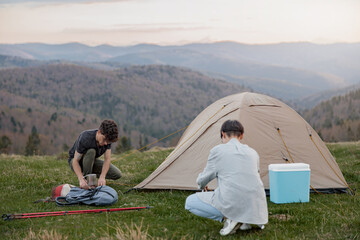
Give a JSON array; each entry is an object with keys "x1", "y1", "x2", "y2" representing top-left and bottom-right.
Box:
[{"x1": 2, "y1": 206, "x2": 153, "y2": 220}]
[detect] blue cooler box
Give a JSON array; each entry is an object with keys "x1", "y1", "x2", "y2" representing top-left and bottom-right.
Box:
[{"x1": 269, "y1": 163, "x2": 310, "y2": 204}]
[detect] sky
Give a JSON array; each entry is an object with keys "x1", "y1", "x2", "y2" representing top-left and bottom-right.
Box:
[{"x1": 0, "y1": 0, "x2": 359, "y2": 46}]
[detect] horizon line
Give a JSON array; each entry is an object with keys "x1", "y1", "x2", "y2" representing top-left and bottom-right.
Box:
[{"x1": 1, "y1": 40, "x2": 359, "y2": 48}]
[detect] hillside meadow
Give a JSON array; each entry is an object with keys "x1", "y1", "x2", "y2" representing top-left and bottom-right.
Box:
[{"x1": 0, "y1": 142, "x2": 359, "y2": 239}]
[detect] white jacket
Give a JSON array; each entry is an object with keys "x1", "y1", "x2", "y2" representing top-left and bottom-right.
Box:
[{"x1": 196, "y1": 138, "x2": 268, "y2": 224}]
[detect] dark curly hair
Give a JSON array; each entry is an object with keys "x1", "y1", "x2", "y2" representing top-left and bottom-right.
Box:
[
  {"x1": 99, "y1": 119, "x2": 119, "y2": 142},
  {"x1": 220, "y1": 120, "x2": 244, "y2": 139}
]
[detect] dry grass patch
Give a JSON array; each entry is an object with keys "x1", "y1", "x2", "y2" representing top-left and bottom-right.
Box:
[{"x1": 24, "y1": 228, "x2": 68, "y2": 240}]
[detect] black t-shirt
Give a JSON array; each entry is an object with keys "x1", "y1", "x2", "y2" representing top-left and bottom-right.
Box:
[{"x1": 68, "y1": 129, "x2": 112, "y2": 164}]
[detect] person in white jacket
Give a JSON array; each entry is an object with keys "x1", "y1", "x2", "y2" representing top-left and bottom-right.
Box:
[{"x1": 185, "y1": 120, "x2": 268, "y2": 236}]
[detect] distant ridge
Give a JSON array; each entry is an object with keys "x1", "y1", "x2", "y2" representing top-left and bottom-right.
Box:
[
  {"x1": 0, "y1": 55, "x2": 43, "y2": 68},
  {"x1": 2, "y1": 42, "x2": 358, "y2": 100},
  {"x1": 293, "y1": 82, "x2": 360, "y2": 110}
]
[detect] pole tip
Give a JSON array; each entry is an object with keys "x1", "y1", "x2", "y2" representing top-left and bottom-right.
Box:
[{"x1": 2, "y1": 214, "x2": 12, "y2": 221}]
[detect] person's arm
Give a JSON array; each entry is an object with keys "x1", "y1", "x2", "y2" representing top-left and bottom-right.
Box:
[
  {"x1": 72, "y1": 151, "x2": 89, "y2": 189},
  {"x1": 98, "y1": 148, "x2": 111, "y2": 186},
  {"x1": 196, "y1": 148, "x2": 218, "y2": 190}
]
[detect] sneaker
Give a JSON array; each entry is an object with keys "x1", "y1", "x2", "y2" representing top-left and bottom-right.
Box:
[
  {"x1": 240, "y1": 223, "x2": 252, "y2": 231},
  {"x1": 219, "y1": 219, "x2": 241, "y2": 236},
  {"x1": 257, "y1": 224, "x2": 265, "y2": 230},
  {"x1": 222, "y1": 218, "x2": 229, "y2": 228}
]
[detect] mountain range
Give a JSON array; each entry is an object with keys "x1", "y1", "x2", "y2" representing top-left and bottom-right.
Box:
[
  {"x1": 1, "y1": 41, "x2": 360, "y2": 154},
  {"x1": 1, "y1": 42, "x2": 359, "y2": 101}
]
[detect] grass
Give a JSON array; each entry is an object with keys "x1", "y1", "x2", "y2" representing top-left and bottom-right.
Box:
[{"x1": 0, "y1": 143, "x2": 359, "y2": 240}]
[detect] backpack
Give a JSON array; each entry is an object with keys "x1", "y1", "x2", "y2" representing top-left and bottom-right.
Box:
[{"x1": 55, "y1": 186, "x2": 118, "y2": 206}]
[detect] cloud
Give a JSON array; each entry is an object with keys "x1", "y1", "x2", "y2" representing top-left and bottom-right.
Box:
[
  {"x1": 55, "y1": 22, "x2": 216, "y2": 46},
  {"x1": 0, "y1": 0, "x2": 359, "y2": 45},
  {"x1": 63, "y1": 23, "x2": 213, "y2": 34},
  {"x1": 0, "y1": 0, "x2": 134, "y2": 7},
  {"x1": 0, "y1": 0, "x2": 134, "y2": 4}
]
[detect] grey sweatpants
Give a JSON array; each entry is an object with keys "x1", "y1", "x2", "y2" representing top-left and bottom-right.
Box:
[{"x1": 69, "y1": 149, "x2": 122, "y2": 180}]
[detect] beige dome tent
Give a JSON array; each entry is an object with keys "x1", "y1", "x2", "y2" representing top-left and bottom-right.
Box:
[{"x1": 135, "y1": 92, "x2": 349, "y2": 193}]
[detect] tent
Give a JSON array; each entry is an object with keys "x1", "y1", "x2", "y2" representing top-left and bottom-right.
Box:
[{"x1": 135, "y1": 92, "x2": 350, "y2": 193}]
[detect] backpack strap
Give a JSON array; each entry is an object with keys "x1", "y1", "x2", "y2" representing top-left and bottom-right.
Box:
[
  {"x1": 89, "y1": 186, "x2": 102, "y2": 199},
  {"x1": 55, "y1": 196, "x2": 78, "y2": 207}
]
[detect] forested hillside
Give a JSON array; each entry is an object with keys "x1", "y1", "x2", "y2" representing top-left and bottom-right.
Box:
[
  {"x1": 303, "y1": 89, "x2": 360, "y2": 142},
  {"x1": 0, "y1": 64, "x2": 247, "y2": 154},
  {"x1": 0, "y1": 55, "x2": 45, "y2": 69}
]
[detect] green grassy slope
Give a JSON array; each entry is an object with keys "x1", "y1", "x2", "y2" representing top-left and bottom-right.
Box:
[{"x1": 0, "y1": 142, "x2": 359, "y2": 239}]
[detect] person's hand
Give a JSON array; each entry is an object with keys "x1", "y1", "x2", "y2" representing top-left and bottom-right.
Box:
[
  {"x1": 79, "y1": 178, "x2": 89, "y2": 189},
  {"x1": 98, "y1": 177, "x2": 106, "y2": 186}
]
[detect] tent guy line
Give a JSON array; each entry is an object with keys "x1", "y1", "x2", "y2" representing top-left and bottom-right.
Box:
[
  {"x1": 309, "y1": 134, "x2": 354, "y2": 195},
  {"x1": 277, "y1": 127, "x2": 321, "y2": 194}
]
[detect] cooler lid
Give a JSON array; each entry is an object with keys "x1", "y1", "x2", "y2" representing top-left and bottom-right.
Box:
[{"x1": 268, "y1": 163, "x2": 310, "y2": 171}]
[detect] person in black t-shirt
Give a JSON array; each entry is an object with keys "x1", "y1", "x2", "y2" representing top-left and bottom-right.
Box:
[{"x1": 69, "y1": 119, "x2": 122, "y2": 189}]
